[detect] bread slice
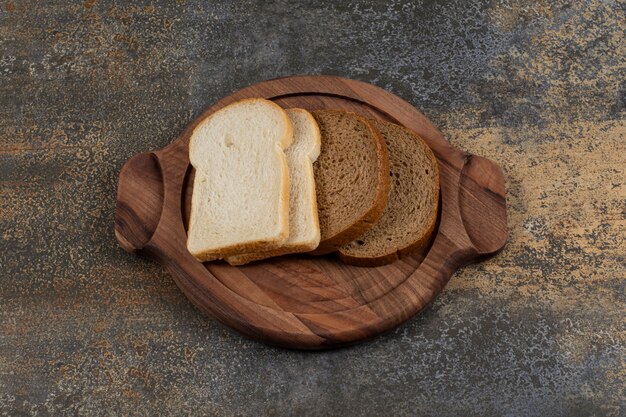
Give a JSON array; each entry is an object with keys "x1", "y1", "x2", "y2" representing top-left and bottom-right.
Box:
[
  {"x1": 225, "y1": 108, "x2": 322, "y2": 265},
  {"x1": 186, "y1": 98, "x2": 293, "y2": 261},
  {"x1": 309, "y1": 110, "x2": 390, "y2": 255},
  {"x1": 338, "y1": 119, "x2": 439, "y2": 266}
]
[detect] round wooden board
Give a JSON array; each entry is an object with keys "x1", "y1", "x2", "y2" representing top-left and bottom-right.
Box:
[{"x1": 115, "y1": 75, "x2": 508, "y2": 349}]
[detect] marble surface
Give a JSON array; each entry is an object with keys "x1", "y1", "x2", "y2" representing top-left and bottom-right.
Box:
[{"x1": 1, "y1": 1, "x2": 624, "y2": 416}]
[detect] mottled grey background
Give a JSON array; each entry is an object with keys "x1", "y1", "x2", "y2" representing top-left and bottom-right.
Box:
[{"x1": 1, "y1": 1, "x2": 624, "y2": 416}]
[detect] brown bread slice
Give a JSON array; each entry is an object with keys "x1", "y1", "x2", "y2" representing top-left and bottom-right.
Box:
[
  {"x1": 309, "y1": 110, "x2": 390, "y2": 255},
  {"x1": 338, "y1": 119, "x2": 440, "y2": 266}
]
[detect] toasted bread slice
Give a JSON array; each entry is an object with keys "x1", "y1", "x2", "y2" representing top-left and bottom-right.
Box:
[
  {"x1": 338, "y1": 120, "x2": 439, "y2": 266},
  {"x1": 309, "y1": 110, "x2": 390, "y2": 255}
]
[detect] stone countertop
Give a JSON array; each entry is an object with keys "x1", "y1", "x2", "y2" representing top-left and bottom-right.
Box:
[{"x1": 1, "y1": 1, "x2": 624, "y2": 416}]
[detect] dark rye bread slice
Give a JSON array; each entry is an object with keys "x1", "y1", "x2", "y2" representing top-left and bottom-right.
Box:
[
  {"x1": 309, "y1": 110, "x2": 390, "y2": 255},
  {"x1": 338, "y1": 119, "x2": 440, "y2": 266}
]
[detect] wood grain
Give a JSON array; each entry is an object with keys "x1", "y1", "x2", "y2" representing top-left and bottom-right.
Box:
[{"x1": 114, "y1": 75, "x2": 508, "y2": 349}]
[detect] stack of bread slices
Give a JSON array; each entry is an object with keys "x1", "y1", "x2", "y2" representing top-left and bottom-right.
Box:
[{"x1": 186, "y1": 98, "x2": 439, "y2": 267}]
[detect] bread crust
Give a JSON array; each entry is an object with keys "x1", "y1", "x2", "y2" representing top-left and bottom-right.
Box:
[
  {"x1": 309, "y1": 111, "x2": 391, "y2": 255},
  {"x1": 337, "y1": 122, "x2": 440, "y2": 266},
  {"x1": 186, "y1": 98, "x2": 293, "y2": 261}
]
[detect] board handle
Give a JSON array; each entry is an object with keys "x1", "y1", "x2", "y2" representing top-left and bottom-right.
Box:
[
  {"x1": 115, "y1": 138, "x2": 189, "y2": 255},
  {"x1": 459, "y1": 154, "x2": 508, "y2": 257},
  {"x1": 416, "y1": 151, "x2": 507, "y2": 278},
  {"x1": 114, "y1": 152, "x2": 165, "y2": 253}
]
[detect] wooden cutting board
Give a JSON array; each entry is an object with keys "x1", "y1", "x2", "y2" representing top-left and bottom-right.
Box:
[{"x1": 114, "y1": 75, "x2": 508, "y2": 349}]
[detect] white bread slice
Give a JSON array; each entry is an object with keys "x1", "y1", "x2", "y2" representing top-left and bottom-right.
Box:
[
  {"x1": 226, "y1": 108, "x2": 322, "y2": 265},
  {"x1": 186, "y1": 98, "x2": 293, "y2": 261}
]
